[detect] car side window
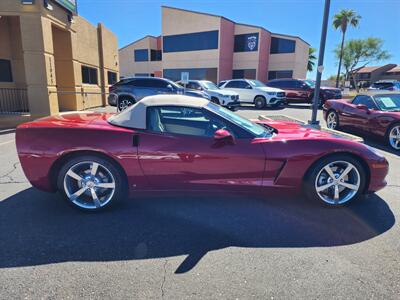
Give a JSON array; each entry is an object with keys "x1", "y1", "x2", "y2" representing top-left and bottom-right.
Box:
[
  {"x1": 147, "y1": 106, "x2": 235, "y2": 137},
  {"x1": 225, "y1": 81, "x2": 240, "y2": 88},
  {"x1": 148, "y1": 79, "x2": 170, "y2": 89},
  {"x1": 186, "y1": 82, "x2": 201, "y2": 90},
  {"x1": 352, "y1": 95, "x2": 377, "y2": 109}
]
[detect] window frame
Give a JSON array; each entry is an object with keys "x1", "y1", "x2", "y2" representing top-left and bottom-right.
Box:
[
  {"x1": 163, "y1": 30, "x2": 219, "y2": 53},
  {"x1": 0, "y1": 59, "x2": 13, "y2": 82},
  {"x1": 270, "y1": 37, "x2": 296, "y2": 54},
  {"x1": 107, "y1": 71, "x2": 117, "y2": 85},
  {"x1": 234, "y1": 33, "x2": 259, "y2": 52},
  {"x1": 134, "y1": 49, "x2": 149, "y2": 62},
  {"x1": 145, "y1": 105, "x2": 251, "y2": 138},
  {"x1": 81, "y1": 65, "x2": 98, "y2": 85}
]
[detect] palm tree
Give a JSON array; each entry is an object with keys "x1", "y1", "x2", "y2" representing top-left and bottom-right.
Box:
[
  {"x1": 333, "y1": 9, "x2": 361, "y2": 87},
  {"x1": 307, "y1": 47, "x2": 317, "y2": 72}
]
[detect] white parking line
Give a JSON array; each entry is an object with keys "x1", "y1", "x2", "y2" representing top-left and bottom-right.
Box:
[{"x1": 0, "y1": 140, "x2": 14, "y2": 146}]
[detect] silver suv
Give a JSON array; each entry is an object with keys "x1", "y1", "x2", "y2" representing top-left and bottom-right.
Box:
[{"x1": 108, "y1": 77, "x2": 208, "y2": 111}]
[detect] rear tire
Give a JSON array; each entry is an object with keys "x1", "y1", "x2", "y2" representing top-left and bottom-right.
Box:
[
  {"x1": 303, "y1": 154, "x2": 366, "y2": 207},
  {"x1": 254, "y1": 96, "x2": 266, "y2": 109},
  {"x1": 118, "y1": 96, "x2": 135, "y2": 112},
  {"x1": 57, "y1": 155, "x2": 126, "y2": 212}
]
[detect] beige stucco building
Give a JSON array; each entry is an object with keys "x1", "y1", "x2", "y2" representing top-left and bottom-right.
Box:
[
  {"x1": 0, "y1": 0, "x2": 119, "y2": 117},
  {"x1": 119, "y1": 6, "x2": 309, "y2": 83}
]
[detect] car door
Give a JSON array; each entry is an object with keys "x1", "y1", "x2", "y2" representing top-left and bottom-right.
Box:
[
  {"x1": 339, "y1": 95, "x2": 374, "y2": 133},
  {"x1": 223, "y1": 80, "x2": 254, "y2": 103},
  {"x1": 137, "y1": 105, "x2": 266, "y2": 191}
]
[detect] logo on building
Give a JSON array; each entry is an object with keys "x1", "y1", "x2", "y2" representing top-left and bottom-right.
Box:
[{"x1": 247, "y1": 36, "x2": 257, "y2": 51}]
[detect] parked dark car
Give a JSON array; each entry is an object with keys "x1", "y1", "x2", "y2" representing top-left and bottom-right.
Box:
[
  {"x1": 368, "y1": 80, "x2": 400, "y2": 91},
  {"x1": 108, "y1": 77, "x2": 208, "y2": 111},
  {"x1": 266, "y1": 79, "x2": 342, "y2": 106}
]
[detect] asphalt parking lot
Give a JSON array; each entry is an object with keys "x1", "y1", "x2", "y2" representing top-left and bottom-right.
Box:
[{"x1": 0, "y1": 104, "x2": 399, "y2": 299}]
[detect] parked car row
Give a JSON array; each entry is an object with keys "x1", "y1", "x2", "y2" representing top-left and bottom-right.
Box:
[
  {"x1": 323, "y1": 91, "x2": 400, "y2": 151},
  {"x1": 108, "y1": 76, "x2": 344, "y2": 112}
]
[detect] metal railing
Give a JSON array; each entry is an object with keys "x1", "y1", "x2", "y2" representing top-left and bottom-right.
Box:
[{"x1": 0, "y1": 88, "x2": 29, "y2": 114}]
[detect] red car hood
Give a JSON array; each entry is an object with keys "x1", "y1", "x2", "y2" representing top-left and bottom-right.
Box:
[{"x1": 255, "y1": 119, "x2": 338, "y2": 141}]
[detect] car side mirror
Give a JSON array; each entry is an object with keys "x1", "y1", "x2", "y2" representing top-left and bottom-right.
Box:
[
  {"x1": 245, "y1": 85, "x2": 252, "y2": 89},
  {"x1": 214, "y1": 129, "x2": 234, "y2": 143},
  {"x1": 356, "y1": 104, "x2": 370, "y2": 112}
]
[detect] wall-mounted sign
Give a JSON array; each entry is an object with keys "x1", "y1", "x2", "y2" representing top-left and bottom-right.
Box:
[
  {"x1": 181, "y1": 72, "x2": 189, "y2": 84},
  {"x1": 52, "y1": 0, "x2": 77, "y2": 14},
  {"x1": 247, "y1": 36, "x2": 258, "y2": 51}
]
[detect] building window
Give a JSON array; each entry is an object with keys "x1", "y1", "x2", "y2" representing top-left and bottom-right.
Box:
[
  {"x1": 0, "y1": 59, "x2": 13, "y2": 82},
  {"x1": 358, "y1": 73, "x2": 370, "y2": 79},
  {"x1": 163, "y1": 30, "x2": 219, "y2": 53},
  {"x1": 150, "y1": 49, "x2": 162, "y2": 61},
  {"x1": 134, "y1": 49, "x2": 149, "y2": 62},
  {"x1": 268, "y1": 70, "x2": 293, "y2": 80},
  {"x1": 81, "y1": 66, "x2": 98, "y2": 84},
  {"x1": 163, "y1": 68, "x2": 218, "y2": 83},
  {"x1": 135, "y1": 73, "x2": 150, "y2": 77},
  {"x1": 234, "y1": 33, "x2": 259, "y2": 52},
  {"x1": 232, "y1": 69, "x2": 256, "y2": 79},
  {"x1": 270, "y1": 37, "x2": 296, "y2": 54},
  {"x1": 107, "y1": 71, "x2": 117, "y2": 85}
]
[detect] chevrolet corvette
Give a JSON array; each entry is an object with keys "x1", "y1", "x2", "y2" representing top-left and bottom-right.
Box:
[
  {"x1": 16, "y1": 95, "x2": 388, "y2": 211},
  {"x1": 323, "y1": 92, "x2": 400, "y2": 151}
]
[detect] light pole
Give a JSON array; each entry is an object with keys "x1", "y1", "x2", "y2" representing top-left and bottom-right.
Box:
[{"x1": 309, "y1": 0, "x2": 331, "y2": 127}]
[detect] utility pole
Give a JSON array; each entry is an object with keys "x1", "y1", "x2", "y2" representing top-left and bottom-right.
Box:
[{"x1": 309, "y1": 0, "x2": 331, "y2": 127}]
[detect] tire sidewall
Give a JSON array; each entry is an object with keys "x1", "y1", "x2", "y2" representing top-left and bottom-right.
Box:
[
  {"x1": 304, "y1": 154, "x2": 367, "y2": 207},
  {"x1": 57, "y1": 155, "x2": 126, "y2": 211}
]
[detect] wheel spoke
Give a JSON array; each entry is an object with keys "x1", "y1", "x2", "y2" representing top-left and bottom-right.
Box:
[
  {"x1": 339, "y1": 181, "x2": 359, "y2": 190},
  {"x1": 70, "y1": 186, "x2": 88, "y2": 201},
  {"x1": 334, "y1": 185, "x2": 340, "y2": 201},
  {"x1": 95, "y1": 182, "x2": 115, "y2": 189},
  {"x1": 67, "y1": 170, "x2": 83, "y2": 182},
  {"x1": 324, "y1": 165, "x2": 335, "y2": 179},
  {"x1": 91, "y1": 162, "x2": 99, "y2": 176},
  {"x1": 339, "y1": 164, "x2": 353, "y2": 180},
  {"x1": 90, "y1": 188, "x2": 101, "y2": 208},
  {"x1": 316, "y1": 182, "x2": 334, "y2": 192}
]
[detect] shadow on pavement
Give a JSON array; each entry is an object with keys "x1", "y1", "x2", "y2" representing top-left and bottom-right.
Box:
[{"x1": 0, "y1": 188, "x2": 395, "y2": 273}]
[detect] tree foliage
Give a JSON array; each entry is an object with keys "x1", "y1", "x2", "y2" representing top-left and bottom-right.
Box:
[{"x1": 307, "y1": 47, "x2": 317, "y2": 72}]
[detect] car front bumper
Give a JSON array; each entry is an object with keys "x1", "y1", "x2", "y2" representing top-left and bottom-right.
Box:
[{"x1": 267, "y1": 97, "x2": 286, "y2": 106}]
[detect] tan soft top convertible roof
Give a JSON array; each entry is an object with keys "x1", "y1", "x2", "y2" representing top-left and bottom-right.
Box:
[{"x1": 108, "y1": 95, "x2": 210, "y2": 129}]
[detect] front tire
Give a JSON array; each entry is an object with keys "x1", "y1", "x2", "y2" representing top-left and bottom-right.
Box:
[
  {"x1": 387, "y1": 123, "x2": 400, "y2": 151},
  {"x1": 211, "y1": 97, "x2": 220, "y2": 105},
  {"x1": 326, "y1": 110, "x2": 339, "y2": 130},
  {"x1": 57, "y1": 155, "x2": 126, "y2": 211},
  {"x1": 304, "y1": 154, "x2": 366, "y2": 207},
  {"x1": 254, "y1": 96, "x2": 266, "y2": 109}
]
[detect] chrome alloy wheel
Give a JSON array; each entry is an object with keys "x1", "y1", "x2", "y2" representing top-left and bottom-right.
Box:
[
  {"x1": 314, "y1": 161, "x2": 360, "y2": 205},
  {"x1": 389, "y1": 125, "x2": 400, "y2": 150},
  {"x1": 118, "y1": 99, "x2": 133, "y2": 111},
  {"x1": 326, "y1": 111, "x2": 337, "y2": 129},
  {"x1": 63, "y1": 161, "x2": 116, "y2": 210}
]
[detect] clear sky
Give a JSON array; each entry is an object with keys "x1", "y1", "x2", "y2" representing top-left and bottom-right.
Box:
[{"x1": 79, "y1": 0, "x2": 400, "y2": 79}]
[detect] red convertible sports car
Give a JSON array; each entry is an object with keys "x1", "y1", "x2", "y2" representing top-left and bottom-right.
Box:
[
  {"x1": 323, "y1": 92, "x2": 400, "y2": 151},
  {"x1": 16, "y1": 95, "x2": 388, "y2": 211}
]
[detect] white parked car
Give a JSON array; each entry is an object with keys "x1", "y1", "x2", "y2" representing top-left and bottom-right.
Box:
[
  {"x1": 177, "y1": 80, "x2": 240, "y2": 110},
  {"x1": 219, "y1": 79, "x2": 286, "y2": 109}
]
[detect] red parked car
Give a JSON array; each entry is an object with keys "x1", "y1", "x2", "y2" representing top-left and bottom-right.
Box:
[
  {"x1": 266, "y1": 79, "x2": 342, "y2": 106},
  {"x1": 16, "y1": 95, "x2": 388, "y2": 211},
  {"x1": 323, "y1": 92, "x2": 400, "y2": 151}
]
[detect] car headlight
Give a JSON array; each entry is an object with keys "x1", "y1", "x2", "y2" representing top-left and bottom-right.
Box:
[{"x1": 266, "y1": 92, "x2": 276, "y2": 96}]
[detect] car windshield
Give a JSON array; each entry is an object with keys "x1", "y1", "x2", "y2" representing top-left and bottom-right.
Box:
[
  {"x1": 248, "y1": 80, "x2": 266, "y2": 87},
  {"x1": 374, "y1": 94, "x2": 400, "y2": 111},
  {"x1": 200, "y1": 81, "x2": 219, "y2": 90},
  {"x1": 371, "y1": 82, "x2": 394, "y2": 89},
  {"x1": 206, "y1": 102, "x2": 272, "y2": 138},
  {"x1": 304, "y1": 80, "x2": 315, "y2": 87}
]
